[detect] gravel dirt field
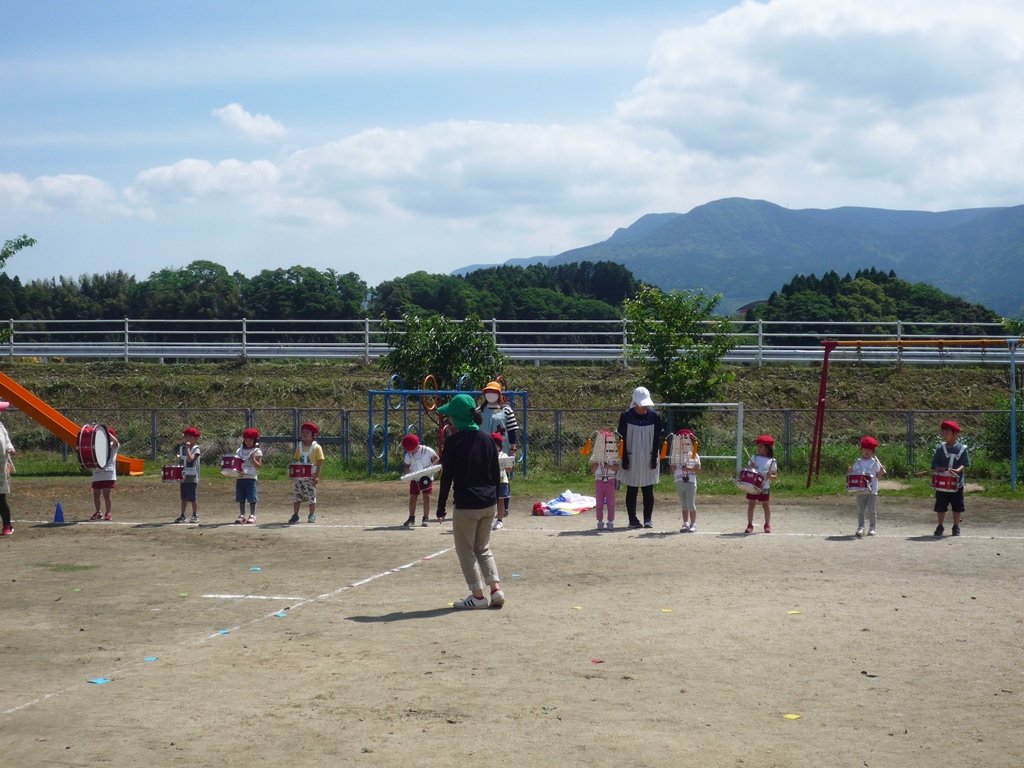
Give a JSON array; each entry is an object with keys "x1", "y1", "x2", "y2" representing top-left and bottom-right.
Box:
[{"x1": 2, "y1": 476, "x2": 1023, "y2": 767}]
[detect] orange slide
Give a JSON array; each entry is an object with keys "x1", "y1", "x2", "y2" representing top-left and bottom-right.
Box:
[{"x1": 0, "y1": 371, "x2": 145, "y2": 476}]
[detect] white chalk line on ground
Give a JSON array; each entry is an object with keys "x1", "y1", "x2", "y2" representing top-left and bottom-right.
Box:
[{"x1": 0, "y1": 543, "x2": 454, "y2": 717}]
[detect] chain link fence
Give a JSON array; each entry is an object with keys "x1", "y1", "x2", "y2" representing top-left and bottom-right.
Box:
[{"x1": 0, "y1": 405, "x2": 1009, "y2": 479}]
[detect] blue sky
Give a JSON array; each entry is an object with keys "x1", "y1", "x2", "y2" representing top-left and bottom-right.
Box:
[{"x1": 2, "y1": 0, "x2": 1022, "y2": 288}]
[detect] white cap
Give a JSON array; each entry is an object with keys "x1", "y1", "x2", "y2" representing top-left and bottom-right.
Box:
[{"x1": 631, "y1": 386, "x2": 654, "y2": 407}]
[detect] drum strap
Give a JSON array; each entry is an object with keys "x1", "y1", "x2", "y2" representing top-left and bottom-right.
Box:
[{"x1": 941, "y1": 444, "x2": 966, "y2": 471}]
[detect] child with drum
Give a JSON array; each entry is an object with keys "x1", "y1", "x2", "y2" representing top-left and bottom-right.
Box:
[
  {"x1": 402, "y1": 433, "x2": 440, "y2": 528},
  {"x1": 848, "y1": 436, "x2": 885, "y2": 537},
  {"x1": 583, "y1": 429, "x2": 619, "y2": 531},
  {"x1": 492, "y1": 432, "x2": 512, "y2": 530},
  {"x1": 235, "y1": 428, "x2": 263, "y2": 524},
  {"x1": 744, "y1": 434, "x2": 778, "y2": 533},
  {"x1": 289, "y1": 422, "x2": 324, "y2": 524},
  {"x1": 671, "y1": 429, "x2": 702, "y2": 533},
  {"x1": 931, "y1": 419, "x2": 969, "y2": 537},
  {"x1": 173, "y1": 427, "x2": 202, "y2": 524},
  {"x1": 90, "y1": 429, "x2": 120, "y2": 521}
]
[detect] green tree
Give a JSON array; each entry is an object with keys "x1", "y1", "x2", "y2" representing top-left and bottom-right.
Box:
[
  {"x1": 379, "y1": 313, "x2": 508, "y2": 392},
  {"x1": 624, "y1": 286, "x2": 737, "y2": 404},
  {"x1": 132, "y1": 261, "x2": 246, "y2": 320},
  {"x1": 0, "y1": 235, "x2": 36, "y2": 270},
  {"x1": 243, "y1": 266, "x2": 367, "y2": 319}
]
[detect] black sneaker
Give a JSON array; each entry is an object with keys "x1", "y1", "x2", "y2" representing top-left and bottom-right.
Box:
[
  {"x1": 421, "y1": 519, "x2": 429, "y2": 527},
  {"x1": 288, "y1": 513, "x2": 300, "y2": 525},
  {"x1": 189, "y1": 514, "x2": 200, "y2": 524},
  {"x1": 628, "y1": 520, "x2": 643, "y2": 529},
  {"x1": 934, "y1": 525, "x2": 944, "y2": 537},
  {"x1": 952, "y1": 525, "x2": 961, "y2": 536},
  {"x1": 174, "y1": 514, "x2": 187, "y2": 524},
  {"x1": 402, "y1": 516, "x2": 416, "y2": 527}
]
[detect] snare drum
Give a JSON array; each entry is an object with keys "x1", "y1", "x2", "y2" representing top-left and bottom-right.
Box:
[
  {"x1": 736, "y1": 468, "x2": 765, "y2": 494},
  {"x1": 220, "y1": 454, "x2": 244, "y2": 478},
  {"x1": 931, "y1": 472, "x2": 959, "y2": 492},
  {"x1": 846, "y1": 473, "x2": 872, "y2": 494},
  {"x1": 289, "y1": 463, "x2": 312, "y2": 479},
  {"x1": 77, "y1": 424, "x2": 112, "y2": 470},
  {"x1": 162, "y1": 465, "x2": 184, "y2": 483}
]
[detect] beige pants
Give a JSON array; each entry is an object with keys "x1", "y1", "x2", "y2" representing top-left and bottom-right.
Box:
[{"x1": 452, "y1": 505, "x2": 500, "y2": 592}]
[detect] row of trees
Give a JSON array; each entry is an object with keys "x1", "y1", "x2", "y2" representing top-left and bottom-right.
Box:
[{"x1": 0, "y1": 259, "x2": 637, "y2": 323}]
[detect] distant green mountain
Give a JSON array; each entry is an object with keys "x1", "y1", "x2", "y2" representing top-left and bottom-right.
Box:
[{"x1": 541, "y1": 198, "x2": 1021, "y2": 316}]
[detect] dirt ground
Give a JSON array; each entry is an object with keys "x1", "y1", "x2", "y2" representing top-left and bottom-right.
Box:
[{"x1": 1, "y1": 475, "x2": 1023, "y2": 768}]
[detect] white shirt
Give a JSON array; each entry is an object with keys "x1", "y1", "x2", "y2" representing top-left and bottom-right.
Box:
[{"x1": 850, "y1": 456, "x2": 883, "y2": 495}]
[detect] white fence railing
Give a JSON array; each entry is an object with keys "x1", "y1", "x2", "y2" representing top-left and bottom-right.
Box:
[{"x1": 3, "y1": 318, "x2": 1017, "y2": 366}]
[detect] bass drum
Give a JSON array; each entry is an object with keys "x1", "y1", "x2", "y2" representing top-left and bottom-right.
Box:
[{"x1": 78, "y1": 424, "x2": 112, "y2": 470}]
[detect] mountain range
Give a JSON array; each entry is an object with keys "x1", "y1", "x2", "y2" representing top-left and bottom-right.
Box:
[{"x1": 457, "y1": 198, "x2": 1024, "y2": 316}]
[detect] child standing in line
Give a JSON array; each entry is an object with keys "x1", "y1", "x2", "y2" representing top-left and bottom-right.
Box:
[
  {"x1": 931, "y1": 419, "x2": 970, "y2": 537},
  {"x1": 90, "y1": 429, "x2": 120, "y2": 521},
  {"x1": 235, "y1": 428, "x2": 263, "y2": 524},
  {"x1": 174, "y1": 427, "x2": 201, "y2": 524},
  {"x1": 492, "y1": 432, "x2": 511, "y2": 530},
  {"x1": 849, "y1": 436, "x2": 885, "y2": 537},
  {"x1": 672, "y1": 429, "x2": 702, "y2": 533},
  {"x1": 402, "y1": 433, "x2": 439, "y2": 527},
  {"x1": 745, "y1": 434, "x2": 778, "y2": 533},
  {"x1": 289, "y1": 422, "x2": 324, "y2": 524},
  {"x1": 586, "y1": 430, "x2": 619, "y2": 531}
]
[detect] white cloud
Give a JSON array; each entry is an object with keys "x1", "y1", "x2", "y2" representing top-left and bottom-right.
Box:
[
  {"x1": 0, "y1": 171, "x2": 144, "y2": 217},
  {"x1": 614, "y1": 0, "x2": 1024, "y2": 208},
  {"x1": 212, "y1": 103, "x2": 288, "y2": 143}
]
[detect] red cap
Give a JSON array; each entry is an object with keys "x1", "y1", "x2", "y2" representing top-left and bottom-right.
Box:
[
  {"x1": 755, "y1": 434, "x2": 774, "y2": 446},
  {"x1": 401, "y1": 434, "x2": 420, "y2": 452},
  {"x1": 301, "y1": 422, "x2": 319, "y2": 436},
  {"x1": 242, "y1": 428, "x2": 260, "y2": 441},
  {"x1": 491, "y1": 432, "x2": 505, "y2": 448},
  {"x1": 940, "y1": 420, "x2": 961, "y2": 433},
  {"x1": 183, "y1": 427, "x2": 200, "y2": 438},
  {"x1": 860, "y1": 436, "x2": 879, "y2": 449}
]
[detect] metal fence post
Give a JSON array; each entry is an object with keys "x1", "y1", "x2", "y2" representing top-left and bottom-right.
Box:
[
  {"x1": 907, "y1": 410, "x2": 915, "y2": 470},
  {"x1": 364, "y1": 318, "x2": 370, "y2": 363},
  {"x1": 241, "y1": 318, "x2": 247, "y2": 358},
  {"x1": 123, "y1": 317, "x2": 129, "y2": 363},
  {"x1": 8, "y1": 318, "x2": 13, "y2": 362},
  {"x1": 555, "y1": 407, "x2": 566, "y2": 467},
  {"x1": 783, "y1": 408, "x2": 792, "y2": 470},
  {"x1": 621, "y1": 318, "x2": 629, "y2": 369},
  {"x1": 151, "y1": 409, "x2": 159, "y2": 461},
  {"x1": 342, "y1": 409, "x2": 351, "y2": 464},
  {"x1": 757, "y1": 319, "x2": 763, "y2": 368}
]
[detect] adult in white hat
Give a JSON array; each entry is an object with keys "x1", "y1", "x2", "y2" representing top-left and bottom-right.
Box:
[
  {"x1": 616, "y1": 386, "x2": 664, "y2": 529},
  {"x1": 0, "y1": 401, "x2": 17, "y2": 536}
]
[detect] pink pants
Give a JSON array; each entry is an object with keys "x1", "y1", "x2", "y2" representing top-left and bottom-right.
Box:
[{"x1": 594, "y1": 478, "x2": 616, "y2": 522}]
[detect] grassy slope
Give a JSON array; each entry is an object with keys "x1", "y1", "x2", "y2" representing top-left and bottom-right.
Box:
[{"x1": 0, "y1": 359, "x2": 1009, "y2": 412}]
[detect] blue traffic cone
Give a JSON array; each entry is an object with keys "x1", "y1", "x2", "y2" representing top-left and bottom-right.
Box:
[{"x1": 53, "y1": 502, "x2": 64, "y2": 524}]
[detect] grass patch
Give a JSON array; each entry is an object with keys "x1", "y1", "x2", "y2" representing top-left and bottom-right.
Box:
[{"x1": 35, "y1": 563, "x2": 99, "y2": 572}]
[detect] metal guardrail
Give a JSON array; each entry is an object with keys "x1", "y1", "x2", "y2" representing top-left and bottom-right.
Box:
[{"x1": 3, "y1": 318, "x2": 1017, "y2": 366}]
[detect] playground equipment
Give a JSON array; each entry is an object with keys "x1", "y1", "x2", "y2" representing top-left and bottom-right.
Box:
[
  {"x1": 0, "y1": 371, "x2": 145, "y2": 475},
  {"x1": 367, "y1": 374, "x2": 529, "y2": 477},
  {"x1": 808, "y1": 339, "x2": 1021, "y2": 490}
]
